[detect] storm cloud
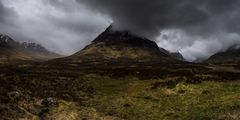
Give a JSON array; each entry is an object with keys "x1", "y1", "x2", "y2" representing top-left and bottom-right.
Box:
[
  {"x1": 78, "y1": 0, "x2": 240, "y2": 36},
  {"x1": 1, "y1": 0, "x2": 240, "y2": 61},
  {"x1": 0, "y1": 2, "x2": 7, "y2": 22}
]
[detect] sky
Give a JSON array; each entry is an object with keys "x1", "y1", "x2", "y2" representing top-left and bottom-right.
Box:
[{"x1": 1, "y1": 0, "x2": 240, "y2": 61}]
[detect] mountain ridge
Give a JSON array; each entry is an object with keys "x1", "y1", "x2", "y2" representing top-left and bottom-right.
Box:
[
  {"x1": 0, "y1": 34, "x2": 62, "y2": 64},
  {"x1": 206, "y1": 44, "x2": 240, "y2": 64}
]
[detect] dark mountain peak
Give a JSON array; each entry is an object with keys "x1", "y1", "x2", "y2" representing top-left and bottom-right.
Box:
[{"x1": 92, "y1": 25, "x2": 160, "y2": 52}]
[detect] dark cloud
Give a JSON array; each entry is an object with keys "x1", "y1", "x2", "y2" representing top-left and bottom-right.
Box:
[
  {"x1": 77, "y1": 0, "x2": 240, "y2": 38},
  {"x1": 0, "y1": 1, "x2": 7, "y2": 21},
  {"x1": 0, "y1": 1, "x2": 16, "y2": 23}
]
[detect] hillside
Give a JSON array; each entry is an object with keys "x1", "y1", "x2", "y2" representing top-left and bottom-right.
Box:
[
  {"x1": 206, "y1": 44, "x2": 240, "y2": 64},
  {"x1": 0, "y1": 34, "x2": 61, "y2": 64}
]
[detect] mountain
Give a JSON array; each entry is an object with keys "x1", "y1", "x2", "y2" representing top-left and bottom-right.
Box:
[
  {"x1": 206, "y1": 44, "x2": 240, "y2": 64},
  {"x1": 159, "y1": 48, "x2": 184, "y2": 61},
  {"x1": 170, "y1": 52, "x2": 184, "y2": 61},
  {"x1": 62, "y1": 25, "x2": 181, "y2": 66},
  {"x1": 0, "y1": 34, "x2": 61, "y2": 64}
]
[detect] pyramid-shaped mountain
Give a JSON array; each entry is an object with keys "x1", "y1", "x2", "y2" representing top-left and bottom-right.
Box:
[
  {"x1": 66, "y1": 25, "x2": 180, "y2": 65},
  {"x1": 0, "y1": 34, "x2": 61, "y2": 64},
  {"x1": 206, "y1": 44, "x2": 240, "y2": 64}
]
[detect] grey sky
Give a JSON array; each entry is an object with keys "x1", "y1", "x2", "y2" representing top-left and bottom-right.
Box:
[
  {"x1": 0, "y1": 0, "x2": 110, "y2": 54},
  {"x1": 1, "y1": 0, "x2": 240, "y2": 61}
]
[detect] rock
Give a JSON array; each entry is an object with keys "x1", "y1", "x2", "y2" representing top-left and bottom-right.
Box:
[
  {"x1": 41, "y1": 97, "x2": 58, "y2": 107},
  {"x1": 7, "y1": 91, "x2": 22, "y2": 101}
]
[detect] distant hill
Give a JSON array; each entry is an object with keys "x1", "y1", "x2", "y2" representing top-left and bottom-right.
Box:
[
  {"x1": 159, "y1": 48, "x2": 184, "y2": 61},
  {"x1": 63, "y1": 25, "x2": 181, "y2": 65},
  {"x1": 0, "y1": 34, "x2": 61, "y2": 64},
  {"x1": 206, "y1": 44, "x2": 240, "y2": 64}
]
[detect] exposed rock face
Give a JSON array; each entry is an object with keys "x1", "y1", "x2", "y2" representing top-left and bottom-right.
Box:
[
  {"x1": 0, "y1": 34, "x2": 61, "y2": 64},
  {"x1": 68, "y1": 25, "x2": 180, "y2": 64}
]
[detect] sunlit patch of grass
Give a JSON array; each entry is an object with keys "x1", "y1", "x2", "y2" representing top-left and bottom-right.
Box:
[{"x1": 82, "y1": 77, "x2": 240, "y2": 120}]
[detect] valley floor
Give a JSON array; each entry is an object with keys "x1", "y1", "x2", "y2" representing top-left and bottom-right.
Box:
[{"x1": 0, "y1": 63, "x2": 240, "y2": 120}]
